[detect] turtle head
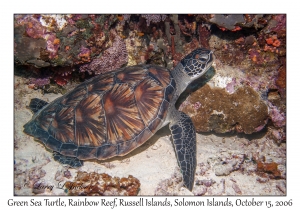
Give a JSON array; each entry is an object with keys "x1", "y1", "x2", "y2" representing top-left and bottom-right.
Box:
[{"x1": 180, "y1": 48, "x2": 214, "y2": 80}]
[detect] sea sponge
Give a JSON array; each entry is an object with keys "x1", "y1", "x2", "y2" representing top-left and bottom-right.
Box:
[
  {"x1": 64, "y1": 171, "x2": 140, "y2": 196},
  {"x1": 180, "y1": 84, "x2": 268, "y2": 134}
]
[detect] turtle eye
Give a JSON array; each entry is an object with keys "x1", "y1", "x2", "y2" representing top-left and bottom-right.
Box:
[{"x1": 199, "y1": 54, "x2": 209, "y2": 62}]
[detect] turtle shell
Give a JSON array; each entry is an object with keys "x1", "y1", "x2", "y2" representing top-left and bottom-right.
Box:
[{"x1": 24, "y1": 64, "x2": 176, "y2": 160}]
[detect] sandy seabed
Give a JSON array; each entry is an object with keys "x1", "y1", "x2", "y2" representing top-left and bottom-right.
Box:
[{"x1": 14, "y1": 74, "x2": 286, "y2": 196}]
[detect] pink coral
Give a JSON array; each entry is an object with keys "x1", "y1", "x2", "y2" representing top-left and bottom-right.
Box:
[
  {"x1": 268, "y1": 102, "x2": 286, "y2": 128},
  {"x1": 29, "y1": 77, "x2": 50, "y2": 88},
  {"x1": 15, "y1": 15, "x2": 59, "y2": 59},
  {"x1": 271, "y1": 15, "x2": 286, "y2": 33},
  {"x1": 192, "y1": 101, "x2": 201, "y2": 110},
  {"x1": 16, "y1": 15, "x2": 46, "y2": 39},
  {"x1": 79, "y1": 32, "x2": 128, "y2": 75},
  {"x1": 44, "y1": 33, "x2": 60, "y2": 59},
  {"x1": 226, "y1": 78, "x2": 237, "y2": 94},
  {"x1": 120, "y1": 14, "x2": 131, "y2": 25}
]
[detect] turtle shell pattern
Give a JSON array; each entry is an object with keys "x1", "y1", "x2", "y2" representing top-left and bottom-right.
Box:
[{"x1": 28, "y1": 64, "x2": 176, "y2": 160}]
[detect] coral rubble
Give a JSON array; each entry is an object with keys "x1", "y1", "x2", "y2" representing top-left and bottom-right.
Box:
[{"x1": 65, "y1": 171, "x2": 140, "y2": 196}]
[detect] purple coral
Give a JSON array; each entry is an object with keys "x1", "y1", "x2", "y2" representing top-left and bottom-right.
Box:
[
  {"x1": 120, "y1": 14, "x2": 131, "y2": 25},
  {"x1": 15, "y1": 15, "x2": 59, "y2": 60},
  {"x1": 270, "y1": 15, "x2": 286, "y2": 33},
  {"x1": 29, "y1": 77, "x2": 50, "y2": 88},
  {"x1": 44, "y1": 33, "x2": 60, "y2": 59},
  {"x1": 226, "y1": 78, "x2": 237, "y2": 94},
  {"x1": 268, "y1": 102, "x2": 286, "y2": 128},
  {"x1": 80, "y1": 33, "x2": 128, "y2": 75},
  {"x1": 16, "y1": 15, "x2": 46, "y2": 39}
]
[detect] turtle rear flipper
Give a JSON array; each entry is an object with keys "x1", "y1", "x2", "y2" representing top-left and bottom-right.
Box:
[
  {"x1": 28, "y1": 98, "x2": 49, "y2": 113},
  {"x1": 53, "y1": 152, "x2": 83, "y2": 168},
  {"x1": 170, "y1": 110, "x2": 196, "y2": 191}
]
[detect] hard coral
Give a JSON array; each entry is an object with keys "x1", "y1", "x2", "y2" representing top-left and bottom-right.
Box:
[
  {"x1": 268, "y1": 102, "x2": 286, "y2": 128},
  {"x1": 29, "y1": 77, "x2": 50, "y2": 88},
  {"x1": 209, "y1": 15, "x2": 245, "y2": 31},
  {"x1": 44, "y1": 33, "x2": 60, "y2": 59},
  {"x1": 20, "y1": 15, "x2": 46, "y2": 39},
  {"x1": 155, "y1": 168, "x2": 183, "y2": 195},
  {"x1": 53, "y1": 73, "x2": 72, "y2": 86},
  {"x1": 14, "y1": 37, "x2": 47, "y2": 65},
  {"x1": 256, "y1": 161, "x2": 282, "y2": 179},
  {"x1": 275, "y1": 65, "x2": 286, "y2": 89},
  {"x1": 65, "y1": 171, "x2": 140, "y2": 196},
  {"x1": 180, "y1": 84, "x2": 268, "y2": 134},
  {"x1": 270, "y1": 15, "x2": 286, "y2": 35},
  {"x1": 80, "y1": 32, "x2": 128, "y2": 75},
  {"x1": 141, "y1": 14, "x2": 167, "y2": 26}
]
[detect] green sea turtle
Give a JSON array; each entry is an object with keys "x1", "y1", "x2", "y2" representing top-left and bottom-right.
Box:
[{"x1": 23, "y1": 48, "x2": 214, "y2": 191}]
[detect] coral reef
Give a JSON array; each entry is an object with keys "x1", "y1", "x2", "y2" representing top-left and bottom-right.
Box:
[
  {"x1": 14, "y1": 14, "x2": 286, "y2": 196},
  {"x1": 29, "y1": 77, "x2": 50, "y2": 88},
  {"x1": 154, "y1": 168, "x2": 184, "y2": 195},
  {"x1": 65, "y1": 171, "x2": 140, "y2": 196},
  {"x1": 14, "y1": 36, "x2": 48, "y2": 67},
  {"x1": 256, "y1": 161, "x2": 282, "y2": 179},
  {"x1": 275, "y1": 65, "x2": 286, "y2": 90},
  {"x1": 79, "y1": 31, "x2": 128, "y2": 74},
  {"x1": 207, "y1": 151, "x2": 245, "y2": 176},
  {"x1": 141, "y1": 14, "x2": 167, "y2": 26},
  {"x1": 179, "y1": 84, "x2": 268, "y2": 134},
  {"x1": 198, "y1": 24, "x2": 211, "y2": 48},
  {"x1": 209, "y1": 14, "x2": 245, "y2": 31},
  {"x1": 268, "y1": 102, "x2": 286, "y2": 128},
  {"x1": 14, "y1": 14, "x2": 118, "y2": 68}
]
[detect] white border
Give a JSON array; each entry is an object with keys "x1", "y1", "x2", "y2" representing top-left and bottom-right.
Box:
[{"x1": 2, "y1": 0, "x2": 299, "y2": 209}]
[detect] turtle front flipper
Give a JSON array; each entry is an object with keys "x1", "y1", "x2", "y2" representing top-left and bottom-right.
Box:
[
  {"x1": 169, "y1": 110, "x2": 196, "y2": 191},
  {"x1": 53, "y1": 152, "x2": 83, "y2": 168},
  {"x1": 28, "y1": 98, "x2": 49, "y2": 113}
]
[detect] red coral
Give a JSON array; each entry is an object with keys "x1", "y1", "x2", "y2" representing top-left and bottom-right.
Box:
[
  {"x1": 265, "y1": 35, "x2": 281, "y2": 52},
  {"x1": 79, "y1": 31, "x2": 128, "y2": 75},
  {"x1": 53, "y1": 73, "x2": 72, "y2": 86},
  {"x1": 52, "y1": 67, "x2": 74, "y2": 86},
  {"x1": 257, "y1": 161, "x2": 281, "y2": 179}
]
